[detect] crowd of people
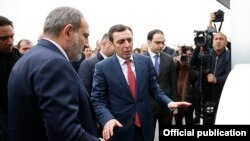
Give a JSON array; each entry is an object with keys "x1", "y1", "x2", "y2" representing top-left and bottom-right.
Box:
[{"x1": 0, "y1": 6, "x2": 231, "y2": 141}]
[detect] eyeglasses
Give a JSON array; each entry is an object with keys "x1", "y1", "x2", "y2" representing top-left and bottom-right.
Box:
[{"x1": 0, "y1": 35, "x2": 14, "y2": 41}]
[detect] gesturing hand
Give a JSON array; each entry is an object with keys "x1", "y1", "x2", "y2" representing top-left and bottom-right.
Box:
[
  {"x1": 168, "y1": 101, "x2": 191, "y2": 114},
  {"x1": 102, "y1": 119, "x2": 123, "y2": 140}
]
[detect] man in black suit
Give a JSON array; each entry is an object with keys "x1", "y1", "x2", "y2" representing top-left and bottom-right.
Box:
[
  {"x1": 163, "y1": 45, "x2": 177, "y2": 57},
  {"x1": 78, "y1": 33, "x2": 114, "y2": 95},
  {"x1": 0, "y1": 15, "x2": 21, "y2": 141},
  {"x1": 145, "y1": 29, "x2": 178, "y2": 133},
  {"x1": 8, "y1": 7, "x2": 103, "y2": 141}
]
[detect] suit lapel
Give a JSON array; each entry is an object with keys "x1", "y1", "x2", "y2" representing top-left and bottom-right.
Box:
[
  {"x1": 159, "y1": 52, "x2": 165, "y2": 77},
  {"x1": 110, "y1": 55, "x2": 133, "y2": 99}
]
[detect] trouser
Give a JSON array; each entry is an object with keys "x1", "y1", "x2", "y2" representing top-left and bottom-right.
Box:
[
  {"x1": 133, "y1": 126, "x2": 145, "y2": 141},
  {"x1": 0, "y1": 110, "x2": 8, "y2": 141}
]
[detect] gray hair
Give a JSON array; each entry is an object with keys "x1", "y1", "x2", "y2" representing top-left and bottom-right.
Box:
[{"x1": 43, "y1": 6, "x2": 83, "y2": 37}]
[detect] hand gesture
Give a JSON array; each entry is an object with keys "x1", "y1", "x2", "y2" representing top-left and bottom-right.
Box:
[
  {"x1": 102, "y1": 119, "x2": 123, "y2": 140},
  {"x1": 167, "y1": 101, "x2": 191, "y2": 114},
  {"x1": 207, "y1": 73, "x2": 217, "y2": 83}
]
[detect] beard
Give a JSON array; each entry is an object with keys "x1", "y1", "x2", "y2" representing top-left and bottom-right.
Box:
[
  {"x1": 67, "y1": 34, "x2": 83, "y2": 61},
  {"x1": 0, "y1": 45, "x2": 13, "y2": 53}
]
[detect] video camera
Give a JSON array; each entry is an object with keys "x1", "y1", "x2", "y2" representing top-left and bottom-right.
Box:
[
  {"x1": 194, "y1": 30, "x2": 214, "y2": 49},
  {"x1": 213, "y1": 9, "x2": 224, "y2": 22}
]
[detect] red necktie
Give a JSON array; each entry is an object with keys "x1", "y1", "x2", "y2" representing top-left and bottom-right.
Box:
[{"x1": 125, "y1": 60, "x2": 141, "y2": 127}]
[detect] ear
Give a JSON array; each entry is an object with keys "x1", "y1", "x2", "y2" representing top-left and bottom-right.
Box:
[{"x1": 63, "y1": 24, "x2": 74, "y2": 41}]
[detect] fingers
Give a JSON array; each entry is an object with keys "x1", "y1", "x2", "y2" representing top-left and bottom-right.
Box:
[
  {"x1": 168, "y1": 102, "x2": 191, "y2": 111},
  {"x1": 176, "y1": 101, "x2": 192, "y2": 107},
  {"x1": 115, "y1": 120, "x2": 123, "y2": 128},
  {"x1": 102, "y1": 119, "x2": 123, "y2": 140},
  {"x1": 172, "y1": 108, "x2": 178, "y2": 115},
  {"x1": 102, "y1": 127, "x2": 110, "y2": 140}
]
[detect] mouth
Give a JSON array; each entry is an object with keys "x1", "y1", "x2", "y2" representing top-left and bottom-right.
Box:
[{"x1": 0, "y1": 46, "x2": 12, "y2": 53}]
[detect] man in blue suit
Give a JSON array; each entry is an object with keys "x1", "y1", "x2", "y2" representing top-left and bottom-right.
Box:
[
  {"x1": 8, "y1": 7, "x2": 103, "y2": 141},
  {"x1": 91, "y1": 24, "x2": 191, "y2": 141}
]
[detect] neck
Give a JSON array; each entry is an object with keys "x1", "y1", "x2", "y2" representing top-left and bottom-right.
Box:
[{"x1": 215, "y1": 48, "x2": 224, "y2": 55}]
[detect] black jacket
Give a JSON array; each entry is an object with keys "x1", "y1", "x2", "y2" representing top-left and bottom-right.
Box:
[{"x1": 0, "y1": 48, "x2": 20, "y2": 115}]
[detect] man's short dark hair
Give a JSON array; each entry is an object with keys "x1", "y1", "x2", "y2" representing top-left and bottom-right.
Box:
[
  {"x1": 0, "y1": 16, "x2": 13, "y2": 28},
  {"x1": 147, "y1": 29, "x2": 164, "y2": 41},
  {"x1": 108, "y1": 24, "x2": 133, "y2": 42}
]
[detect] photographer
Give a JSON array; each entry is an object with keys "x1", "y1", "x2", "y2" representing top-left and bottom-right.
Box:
[
  {"x1": 208, "y1": 10, "x2": 231, "y2": 51},
  {"x1": 191, "y1": 32, "x2": 231, "y2": 124},
  {"x1": 175, "y1": 46, "x2": 198, "y2": 125}
]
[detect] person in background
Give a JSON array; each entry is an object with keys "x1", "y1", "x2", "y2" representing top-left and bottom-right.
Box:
[
  {"x1": 78, "y1": 33, "x2": 114, "y2": 95},
  {"x1": 84, "y1": 46, "x2": 93, "y2": 59},
  {"x1": 145, "y1": 29, "x2": 177, "y2": 135},
  {"x1": 8, "y1": 6, "x2": 103, "y2": 141},
  {"x1": 95, "y1": 39, "x2": 101, "y2": 52},
  {"x1": 78, "y1": 33, "x2": 114, "y2": 138},
  {"x1": 174, "y1": 46, "x2": 198, "y2": 125},
  {"x1": 16, "y1": 39, "x2": 33, "y2": 54},
  {"x1": 190, "y1": 32, "x2": 231, "y2": 124},
  {"x1": 0, "y1": 16, "x2": 21, "y2": 141},
  {"x1": 91, "y1": 24, "x2": 191, "y2": 141},
  {"x1": 133, "y1": 47, "x2": 141, "y2": 54},
  {"x1": 140, "y1": 42, "x2": 149, "y2": 55},
  {"x1": 162, "y1": 45, "x2": 177, "y2": 57},
  {"x1": 208, "y1": 12, "x2": 231, "y2": 51}
]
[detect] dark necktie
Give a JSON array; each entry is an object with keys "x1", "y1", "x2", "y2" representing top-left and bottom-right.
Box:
[
  {"x1": 154, "y1": 54, "x2": 160, "y2": 75},
  {"x1": 125, "y1": 60, "x2": 141, "y2": 127}
]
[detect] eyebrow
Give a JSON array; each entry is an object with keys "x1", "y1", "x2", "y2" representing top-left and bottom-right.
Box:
[
  {"x1": 0, "y1": 34, "x2": 14, "y2": 40},
  {"x1": 154, "y1": 41, "x2": 165, "y2": 44}
]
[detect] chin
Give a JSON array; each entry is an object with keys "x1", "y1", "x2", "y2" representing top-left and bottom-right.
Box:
[{"x1": 70, "y1": 53, "x2": 82, "y2": 61}]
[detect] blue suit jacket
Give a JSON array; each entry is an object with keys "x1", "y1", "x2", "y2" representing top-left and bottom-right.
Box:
[
  {"x1": 91, "y1": 54, "x2": 173, "y2": 141},
  {"x1": 8, "y1": 39, "x2": 99, "y2": 141}
]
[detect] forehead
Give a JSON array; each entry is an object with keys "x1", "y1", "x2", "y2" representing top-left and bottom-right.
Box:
[
  {"x1": 112, "y1": 29, "x2": 132, "y2": 41},
  {"x1": 85, "y1": 47, "x2": 92, "y2": 51},
  {"x1": 0, "y1": 25, "x2": 14, "y2": 35},
  {"x1": 20, "y1": 41, "x2": 32, "y2": 46},
  {"x1": 214, "y1": 33, "x2": 226, "y2": 39},
  {"x1": 152, "y1": 33, "x2": 165, "y2": 41}
]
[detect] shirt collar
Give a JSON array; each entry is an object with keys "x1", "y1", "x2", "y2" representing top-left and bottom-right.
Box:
[
  {"x1": 100, "y1": 50, "x2": 108, "y2": 59},
  {"x1": 43, "y1": 38, "x2": 69, "y2": 61},
  {"x1": 116, "y1": 54, "x2": 134, "y2": 66},
  {"x1": 148, "y1": 48, "x2": 160, "y2": 57}
]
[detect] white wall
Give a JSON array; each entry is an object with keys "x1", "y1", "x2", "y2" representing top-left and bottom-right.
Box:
[
  {"x1": 216, "y1": 0, "x2": 250, "y2": 124},
  {"x1": 231, "y1": 0, "x2": 250, "y2": 68}
]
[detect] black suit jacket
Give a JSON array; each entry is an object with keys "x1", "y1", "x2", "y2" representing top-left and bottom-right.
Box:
[
  {"x1": 8, "y1": 39, "x2": 99, "y2": 141},
  {"x1": 146, "y1": 52, "x2": 178, "y2": 116},
  {"x1": 78, "y1": 51, "x2": 104, "y2": 94},
  {"x1": 146, "y1": 52, "x2": 177, "y2": 100}
]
